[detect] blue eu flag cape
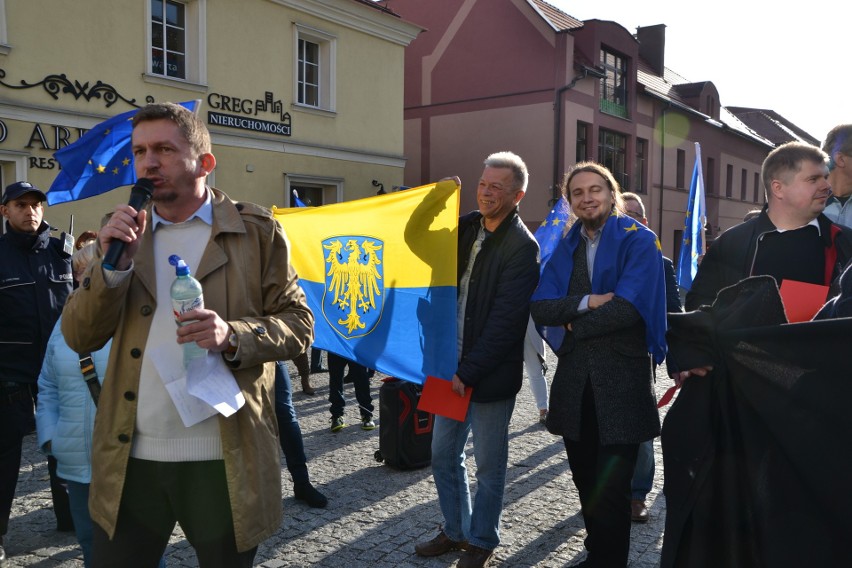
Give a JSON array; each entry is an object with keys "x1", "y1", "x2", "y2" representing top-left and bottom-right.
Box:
[
  {"x1": 47, "y1": 100, "x2": 199, "y2": 205},
  {"x1": 532, "y1": 213, "x2": 668, "y2": 365},
  {"x1": 274, "y1": 181, "x2": 459, "y2": 384}
]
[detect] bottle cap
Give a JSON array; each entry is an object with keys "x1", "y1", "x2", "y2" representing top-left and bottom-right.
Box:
[{"x1": 168, "y1": 254, "x2": 190, "y2": 276}]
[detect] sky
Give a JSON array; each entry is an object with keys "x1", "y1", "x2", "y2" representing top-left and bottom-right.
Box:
[{"x1": 549, "y1": 0, "x2": 851, "y2": 144}]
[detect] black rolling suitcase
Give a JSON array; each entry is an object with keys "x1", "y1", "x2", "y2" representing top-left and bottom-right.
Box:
[{"x1": 374, "y1": 378, "x2": 433, "y2": 469}]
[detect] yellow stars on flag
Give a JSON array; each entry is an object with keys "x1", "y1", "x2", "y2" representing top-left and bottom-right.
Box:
[
  {"x1": 656, "y1": 238, "x2": 662, "y2": 251},
  {"x1": 624, "y1": 223, "x2": 639, "y2": 233},
  {"x1": 94, "y1": 156, "x2": 132, "y2": 175},
  {"x1": 540, "y1": 216, "x2": 565, "y2": 228}
]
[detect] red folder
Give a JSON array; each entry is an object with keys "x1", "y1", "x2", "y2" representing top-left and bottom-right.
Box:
[
  {"x1": 417, "y1": 375, "x2": 472, "y2": 422},
  {"x1": 779, "y1": 279, "x2": 829, "y2": 323}
]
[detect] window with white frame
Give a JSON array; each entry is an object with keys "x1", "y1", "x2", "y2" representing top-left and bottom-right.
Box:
[
  {"x1": 0, "y1": 0, "x2": 9, "y2": 54},
  {"x1": 147, "y1": 0, "x2": 206, "y2": 85},
  {"x1": 294, "y1": 25, "x2": 336, "y2": 112}
]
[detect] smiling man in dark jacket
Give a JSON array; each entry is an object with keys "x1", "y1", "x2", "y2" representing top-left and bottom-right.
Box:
[
  {"x1": 414, "y1": 152, "x2": 539, "y2": 568},
  {"x1": 686, "y1": 142, "x2": 852, "y2": 311}
]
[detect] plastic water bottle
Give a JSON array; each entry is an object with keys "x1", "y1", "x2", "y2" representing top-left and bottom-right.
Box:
[{"x1": 168, "y1": 254, "x2": 207, "y2": 368}]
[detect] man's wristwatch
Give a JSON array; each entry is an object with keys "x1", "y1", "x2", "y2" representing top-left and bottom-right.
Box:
[{"x1": 226, "y1": 330, "x2": 239, "y2": 354}]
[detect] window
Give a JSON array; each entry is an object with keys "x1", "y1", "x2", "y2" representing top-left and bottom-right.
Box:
[
  {"x1": 0, "y1": 155, "x2": 27, "y2": 235},
  {"x1": 754, "y1": 172, "x2": 761, "y2": 203},
  {"x1": 147, "y1": 0, "x2": 206, "y2": 86},
  {"x1": 599, "y1": 48, "x2": 628, "y2": 118},
  {"x1": 740, "y1": 168, "x2": 748, "y2": 201},
  {"x1": 634, "y1": 138, "x2": 647, "y2": 193},
  {"x1": 576, "y1": 122, "x2": 589, "y2": 163},
  {"x1": 151, "y1": 0, "x2": 185, "y2": 78},
  {"x1": 676, "y1": 149, "x2": 686, "y2": 189},
  {"x1": 598, "y1": 129, "x2": 628, "y2": 189},
  {"x1": 285, "y1": 175, "x2": 343, "y2": 207},
  {"x1": 706, "y1": 157, "x2": 715, "y2": 195},
  {"x1": 725, "y1": 164, "x2": 733, "y2": 198},
  {"x1": 0, "y1": 0, "x2": 9, "y2": 55},
  {"x1": 294, "y1": 25, "x2": 336, "y2": 112},
  {"x1": 298, "y1": 39, "x2": 319, "y2": 107}
]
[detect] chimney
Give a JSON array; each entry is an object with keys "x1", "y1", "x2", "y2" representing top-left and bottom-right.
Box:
[{"x1": 637, "y1": 24, "x2": 666, "y2": 76}]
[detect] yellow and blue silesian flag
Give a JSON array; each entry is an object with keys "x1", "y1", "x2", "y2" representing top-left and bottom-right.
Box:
[
  {"x1": 46, "y1": 100, "x2": 199, "y2": 205},
  {"x1": 274, "y1": 181, "x2": 459, "y2": 384}
]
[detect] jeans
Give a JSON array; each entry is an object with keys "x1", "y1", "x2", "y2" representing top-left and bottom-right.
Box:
[
  {"x1": 327, "y1": 353, "x2": 373, "y2": 420},
  {"x1": 273, "y1": 362, "x2": 310, "y2": 485},
  {"x1": 631, "y1": 439, "x2": 655, "y2": 500},
  {"x1": 67, "y1": 481, "x2": 94, "y2": 567},
  {"x1": 431, "y1": 397, "x2": 515, "y2": 550}
]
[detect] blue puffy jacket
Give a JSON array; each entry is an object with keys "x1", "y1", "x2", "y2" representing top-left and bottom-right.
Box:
[{"x1": 36, "y1": 316, "x2": 110, "y2": 483}]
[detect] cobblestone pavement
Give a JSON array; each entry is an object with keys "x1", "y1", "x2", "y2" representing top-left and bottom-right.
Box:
[{"x1": 5, "y1": 350, "x2": 674, "y2": 567}]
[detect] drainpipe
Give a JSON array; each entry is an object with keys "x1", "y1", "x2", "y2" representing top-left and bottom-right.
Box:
[
  {"x1": 657, "y1": 103, "x2": 670, "y2": 238},
  {"x1": 552, "y1": 65, "x2": 606, "y2": 205}
]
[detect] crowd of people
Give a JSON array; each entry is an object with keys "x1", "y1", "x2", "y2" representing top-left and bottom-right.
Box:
[{"x1": 1, "y1": 103, "x2": 850, "y2": 568}]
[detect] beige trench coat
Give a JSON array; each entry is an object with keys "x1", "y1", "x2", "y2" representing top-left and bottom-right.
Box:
[{"x1": 61, "y1": 187, "x2": 314, "y2": 551}]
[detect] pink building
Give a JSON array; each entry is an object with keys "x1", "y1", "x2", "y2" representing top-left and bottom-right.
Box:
[{"x1": 393, "y1": 0, "x2": 817, "y2": 260}]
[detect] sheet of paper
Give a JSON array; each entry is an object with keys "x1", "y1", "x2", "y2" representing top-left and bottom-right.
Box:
[
  {"x1": 417, "y1": 375, "x2": 472, "y2": 422},
  {"x1": 185, "y1": 352, "x2": 245, "y2": 418},
  {"x1": 150, "y1": 346, "x2": 244, "y2": 427},
  {"x1": 779, "y1": 279, "x2": 830, "y2": 323},
  {"x1": 150, "y1": 343, "x2": 217, "y2": 427}
]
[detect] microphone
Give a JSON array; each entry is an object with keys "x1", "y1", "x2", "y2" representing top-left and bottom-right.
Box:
[{"x1": 102, "y1": 178, "x2": 155, "y2": 270}]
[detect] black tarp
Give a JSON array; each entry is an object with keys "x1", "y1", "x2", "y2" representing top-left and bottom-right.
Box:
[{"x1": 661, "y1": 276, "x2": 852, "y2": 567}]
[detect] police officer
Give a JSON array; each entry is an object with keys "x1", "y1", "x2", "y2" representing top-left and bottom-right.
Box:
[{"x1": 0, "y1": 181, "x2": 74, "y2": 566}]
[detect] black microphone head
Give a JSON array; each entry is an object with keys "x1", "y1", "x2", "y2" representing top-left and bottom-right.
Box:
[
  {"x1": 128, "y1": 178, "x2": 155, "y2": 209},
  {"x1": 133, "y1": 177, "x2": 155, "y2": 196}
]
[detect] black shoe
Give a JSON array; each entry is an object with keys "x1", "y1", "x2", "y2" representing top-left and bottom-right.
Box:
[
  {"x1": 414, "y1": 531, "x2": 467, "y2": 557},
  {"x1": 294, "y1": 482, "x2": 328, "y2": 508}
]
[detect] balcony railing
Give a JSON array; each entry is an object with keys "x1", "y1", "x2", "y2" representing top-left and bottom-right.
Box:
[{"x1": 600, "y1": 99, "x2": 628, "y2": 118}]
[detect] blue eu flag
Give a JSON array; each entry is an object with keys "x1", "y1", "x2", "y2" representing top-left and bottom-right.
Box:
[
  {"x1": 47, "y1": 100, "x2": 199, "y2": 205},
  {"x1": 533, "y1": 196, "x2": 571, "y2": 270},
  {"x1": 676, "y1": 142, "x2": 706, "y2": 291}
]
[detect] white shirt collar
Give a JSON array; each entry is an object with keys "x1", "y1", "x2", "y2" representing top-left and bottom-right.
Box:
[
  {"x1": 774, "y1": 217, "x2": 821, "y2": 236},
  {"x1": 151, "y1": 187, "x2": 213, "y2": 231}
]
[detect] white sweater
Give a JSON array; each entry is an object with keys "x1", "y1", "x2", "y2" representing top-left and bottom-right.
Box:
[{"x1": 131, "y1": 217, "x2": 222, "y2": 462}]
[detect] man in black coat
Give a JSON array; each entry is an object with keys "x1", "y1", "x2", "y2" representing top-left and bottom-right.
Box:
[
  {"x1": 0, "y1": 182, "x2": 74, "y2": 565},
  {"x1": 414, "y1": 152, "x2": 539, "y2": 568},
  {"x1": 621, "y1": 192, "x2": 682, "y2": 524},
  {"x1": 531, "y1": 164, "x2": 667, "y2": 568},
  {"x1": 686, "y1": 142, "x2": 852, "y2": 312},
  {"x1": 665, "y1": 141, "x2": 852, "y2": 566}
]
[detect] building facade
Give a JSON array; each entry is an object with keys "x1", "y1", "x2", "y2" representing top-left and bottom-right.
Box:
[
  {"x1": 393, "y1": 0, "x2": 816, "y2": 260},
  {"x1": 0, "y1": 0, "x2": 419, "y2": 234}
]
